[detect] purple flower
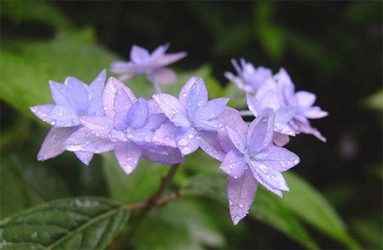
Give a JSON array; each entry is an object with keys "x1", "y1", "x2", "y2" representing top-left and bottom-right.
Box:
[
  {"x1": 65, "y1": 77, "x2": 185, "y2": 174},
  {"x1": 152, "y1": 77, "x2": 229, "y2": 157},
  {"x1": 218, "y1": 110, "x2": 300, "y2": 225},
  {"x1": 111, "y1": 43, "x2": 187, "y2": 86},
  {"x1": 274, "y1": 68, "x2": 328, "y2": 142},
  {"x1": 224, "y1": 59, "x2": 273, "y2": 94},
  {"x1": 29, "y1": 70, "x2": 107, "y2": 164}
]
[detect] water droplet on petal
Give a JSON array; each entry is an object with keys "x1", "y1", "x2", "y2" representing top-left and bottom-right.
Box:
[
  {"x1": 50, "y1": 121, "x2": 56, "y2": 126},
  {"x1": 188, "y1": 133, "x2": 194, "y2": 139},
  {"x1": 31, "y1": 107, "x2": 38, "y2": 112},
  {"x1": 239, "y1": 202, "x2": 245, "y2": 208}
]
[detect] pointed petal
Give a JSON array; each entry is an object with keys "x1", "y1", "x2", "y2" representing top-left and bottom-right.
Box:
[
  {"x1": 47, "y1": 105, "x2": 80, "y2": 127},
  {"x1": 178, "y1": 77, "x2": 201, "y2": 105},
  {"x1": 149, "y1": 52, "x2": 187, "y2": 69},
  {"x1": 227, "y1": 169, "x2": 258, "y2": 225},
  {"x1": 49, "y1": 80, "x2": 70, "y2": 106},
  {"x1": 301, "y1": 106, "x2": 328, "y2": 119},
  {"x1": 103, "y1": 77, "x2": 137, "y2": 117},
  {"x1": 80, "y1": 115, "x2": 113, "y2": 137},
  {"x1": 65, "y1": 77, "x2": 89, "y2": 112},
  {"x1": 37, "y1": 127, "x2": 79, "y2": 161},
  {"x1": 256, "y1": 145, "x2": 300, "y2": 172},
  {"x1": 176, "y1": 128, "x2": 200, "y2": 156},
  {"x1": 273, "y1": 132, "x2": 291, "y2": 146},
  {"x1": 110, "y1": 61, "x2": 135, "y2": 74},
  {"x1": 74, "y1": 151, "x2": 94, "y2": 165},
  {"x1": 30, "y1": 104, "x2": 56, "y2": 125},
  {"x1": 295, "y1": 91, "x2": 316, "y2": 107},
  {"x1": 130, "y1": 45, "x2": 150, "y2": 64},
  {"x1": 219, "y1": 150, "x2": 246, "y2": 179},
  {"x1": 247, "y1": 111, "x2": 275, "y2": 153},
  {"x1": 218, "y1": 107, "x2": 247, "y2": 138},
  {"x1": 199, "y1": 130, "x2": 226, "y2": 161},
  {"x1": 141, "y1": 143, "x2": 185, "y2": 165},
  {"x1": 150, "y1": 43, "x2": 169, "y2": 58},
  {"x1": 195, "y1": 98, "x2": 229, "y2": 121},
  {"x1": 114, "y1": 141, "x2": 142, "y2": 174},
  {"x1": 152, "y1": 93, "x2": 188, "y2": 120},
  {"x1": 152, "y1": 120, "x2": 179, "y2": 148},
  {"x1": 88, "y1": 70, "x2": 106, "y2": 115},
  {"x1": 225, "y1": 125, "x2": 246, "y2": 152},
  {"x1": 65, "y1": 127, "x2": 114, "y2": 153},
  {"x1": 249, "y1": 161, "x2": 289, "y2": 197}
]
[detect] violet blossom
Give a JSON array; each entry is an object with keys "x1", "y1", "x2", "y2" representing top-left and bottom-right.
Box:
[
  {"x1": 29, "y1": 70, "x2": 107, "y2": 164},
  {"x1": 218, "y1": 109, "x2": 300, "y2": 225},
  {"x1": 111, "y1": 43, "x2": 187, "y2": 92},
  {"x1": 64, "y1": 77, "x2": 185, "y2": 174},
  {"x1": 152, "y1": 77, "x2": 229, "y2": 157}
]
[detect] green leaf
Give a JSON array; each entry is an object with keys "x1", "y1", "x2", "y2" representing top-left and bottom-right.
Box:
[
  {"x1": 363, "y1": 89, "x2": 383, "y2": 110},
  {"x1": 282, "y1": 172, "x2": 361, "y2": 249},
  {"x1": 0, "y1": 28, "x2": 120, "y2": 122},
  {"x1": 0, "y1": 197, "x2": 129, "y2": 249},
  {"x1": 0, "y1": 150, "x2": 70, "y2": 219}
]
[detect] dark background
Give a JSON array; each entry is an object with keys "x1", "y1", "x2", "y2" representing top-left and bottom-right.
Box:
[{"x1": 1, "y1": 1, "x2": 382, "y2": 248}]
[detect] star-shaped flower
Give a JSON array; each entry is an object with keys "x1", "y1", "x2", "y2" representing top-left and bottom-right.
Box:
[
  {"x1": 224, "y1": 58, "x2": 273, "y2": 94},
  {"x1": 218, "y1": 110, "x2": 300, "y2": 225},
  {"x1": 274, "y1": 68, "x2": 328, "y2": 142},
  {"x1": 65, "y1": 77, "x2": 185, "y2": 174},
  {"x1": 29, "y1": 70, "x2": 107, "y2": 164},
  {"x1": 111, "y1": 43, "x2": 187, "y2": 86},
  {"x1": 152, "y1": 77, "x2": 229, "y2": 157}
]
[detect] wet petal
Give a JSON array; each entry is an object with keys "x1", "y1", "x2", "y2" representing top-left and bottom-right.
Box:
[{"x1": 219, "y1": 150, "x2": 246, "y2": 179}]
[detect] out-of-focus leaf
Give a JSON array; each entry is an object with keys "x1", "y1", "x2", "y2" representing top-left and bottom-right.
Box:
[
  {"x1": 0, "y1": 151, "x2": 70, "y2": 219},
  {"x1": 0, "y1": 197, "x2": 129, "y2": 249},
  {"x1": 253, "y1": 2, "x2": 285, "y2": 61},
  {"x1": 350, "y1": 216, "x2": 382, "y2": 249},
  {"x1": 185, "y1": 172, "x2": 319, "y2": 249},
  {"x1": 102, "y1": 153, "x2": 169, "y2": 203},
  {"x1": 250, "y1": 188, "x2": 319, "y2": 249},
  {"x1": 282, "y1": 172, "x2": 361, "y2": 249},
  {"x1": 0, "y1": 28, "x2": 120, "y2": 122},
  {"x1": 1, "y1": 1, "x2": 71, "y2": 29},
  {"x1": 132, "y1": 197, "x2": 225, "y2": 249},
  {"x1": 363, "y1": 89, "x2": 383, "y2": 110}
]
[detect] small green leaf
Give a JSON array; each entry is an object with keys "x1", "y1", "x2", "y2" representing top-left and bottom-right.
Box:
[
  {"x1": 363, "y1": 89, "x2": 383, "y2": 110},
  {"x1": 0, "y1": 197, "x2": 129, "y2": 249},
  {"x1": 282, "y1": 172, "x2": 361, "y2": 249}
]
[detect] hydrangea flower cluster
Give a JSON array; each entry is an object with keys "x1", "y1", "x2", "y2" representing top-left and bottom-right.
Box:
[{"x1": 30, "y1": 45, "x2": 327, "y2": 225}]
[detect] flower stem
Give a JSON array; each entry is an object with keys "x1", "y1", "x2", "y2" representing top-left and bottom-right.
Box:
[{"x1": 124, "y1": 163, "x2": 181, "y2": 243}]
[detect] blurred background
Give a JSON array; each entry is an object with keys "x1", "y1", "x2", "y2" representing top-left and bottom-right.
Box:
[{"x1": 1, "y1": 1, "x2": 382, "y2": 249}]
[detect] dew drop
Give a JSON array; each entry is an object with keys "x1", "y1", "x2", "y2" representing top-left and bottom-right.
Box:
[
  {"x1": 103, "y1": 107, "x2": 108, "y2": 111},
  {"x1": 126, "y1": 157, "x2": 132, "y2": 161},
  {"x1": 197, "y1": 101, "x2": 203, "y2": 107},
  {"x1": 50, "y1": 121, "x2": 56, "y2": 126},
  {"x1": 239, "y1": 202, "x2": 245, "y2": 208},
  {"x1": 188, "y1": 133, "x2": 194, "y2": 139},
  {"x1": 229, "y1": 199, "x2": 233, "y2": 205},
  {"x1": 31, "y1": 107, "x2": 38, "y2": 112},
  {"x1": 265, "y1": 174, "x2": 270, "y2": 179},
  {"x1": 229, "y1": 165, "x2": 233, "y2": 169},
  {"x1": 178, "y1": 139, "x2": 188, "y2": 146}
]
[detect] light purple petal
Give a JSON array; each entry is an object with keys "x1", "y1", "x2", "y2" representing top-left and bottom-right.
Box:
[
  {"x1": 225, "y1": 126, "x2": 246, "y2": 153},
  {"x1": 255, "y1": 145, "x2": 300, "y2": 172},
  {"x1": 273, "y1": 132, "x2": 291, "y2": 146},
  {"x1": 113, "y1": 88, "x2": 132, "y2": 130},
  {"x1": 74, "y1": 151, "x2": 94, "y2": 165},
  {"x1": 49, "y1": 81, "x2": 70, "y2": 106},
  {"x1": 80, "y1": 115, "x2": 113, "y2": 137},
  {"x1": 149, "y1": 51, "x2": 187, "y2": 69},
  {"x1": 152, "y1": 93, "x2": 188, "y2": 120},
  {"x1": 170, "y1": 112, "x2": 191, "y2": 127},
  {"x1": 246, "y1": 94, "x2": 261, "y2": 117},
  {"x1": 195, "y1": 98, "x2": 229, "y2": 121},
  {"x1": 103, "y1": 77, "x2": 137, "y2": 117},
  {"x1": 47, "y1": 105, "x2": 79, "y2": 127},
  {"x1": 147, "y1": 67, "x2": 177, "y2": 85},
  {"x1": 194, "y1": 119, "x2": 225, "y2": 131},
  {"x1": 65, "y1": 77, "x2": 89, "y2": 112},
  {"x1": 184, "y1": 78, "x2": 208, "y2": 118},
  {"x1": 152, "y1": 120, "x2": 180, "y2": 148},
  {"x1": 301, "y1": 106, "x2": 328, "y2": 119},
  {"x1": 130, "y1": 45, "x2": 150, "y2": 64},
  {"x1": 145, "y1": 113, "x2": 167, "y2": 130},
  {"x1": 124, "y1": 98, "x2": 149, "y2": 129},
  {"x1": 295, "y1": 91, "x2": 316, "y2": 107},
  {"x1": 110, "y1": 61, "x2": 135, "y2": 74},
  {"x1": 88, "y1": 70, "x2": 106, "y2": 115},
  {"x1": 249, "y1": 161, "x2": 289, "y2": 197},
  {"x1": 30, "y1": 104, "x2": 56, "y2": 125},
  {"x1": 141, "y1": 143, "x2": 185, "y2": 165},
  {"x1": 199, "y1": 130, "x2": 226, "y2": 161},
  {"x1": 217, "y1": 108, "x2": 247, "y2": 153},
  {"x1": 114, "y1": 141, "x2": 142, "y2": 174},
  {"x1": 150, "y1": 43, "x2": 169, "y2": 58},
  {"x1": 65, "y1": 127, "x2": 114, "y2": 153},
  {"x1": 178, "y1": 76, "x2": 201, "y2": 105},
  {"x1": 247, "y1": 111, "x2": 275, "y2": 154},
  {"x1": 219, "y1": 150, "x2": 246, "y2": 179},
  {"x1": 227, "y1": 169, "x2": 258, "y2": 225},
  {"x1": 176, "y1": 128, "x2": 200, "y2": 156},
  {"x1": 37, "y1": 127, "x2": 79, "y2": 161}
]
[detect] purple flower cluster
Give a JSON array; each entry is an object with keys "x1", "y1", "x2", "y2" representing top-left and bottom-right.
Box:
[{"x1": 31, "y1": 45, "x2": 327, "y2": 225}]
